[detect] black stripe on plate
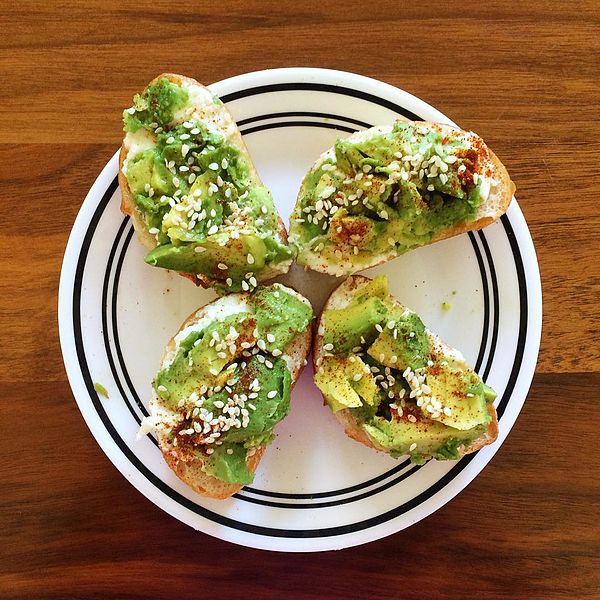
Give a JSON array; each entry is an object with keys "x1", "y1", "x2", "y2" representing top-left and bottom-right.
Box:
[
  {"x1": 220, "y1": 83, "x2": 422, "y2": 122},
  {"x1": 237, "y1": 111, "x2": 373, "y2": 129}
]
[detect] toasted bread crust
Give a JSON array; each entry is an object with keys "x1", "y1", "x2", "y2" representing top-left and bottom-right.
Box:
[
  {"x1": 293, "y1": 122, "x2": 515, "y2": 276},
  {"x1": 151, "y1": 285, "x2": 312, "y2": 499},
  {"x1": 119, "y1": 73, "x2": 291, "y2": 289},
  {"x1": 313, "y1": 274, "x2": 499, "y2": 460}
]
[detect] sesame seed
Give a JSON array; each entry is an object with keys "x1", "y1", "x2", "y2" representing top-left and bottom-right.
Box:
[
  {"x1": 353, "y1": 373, "x2": 363, "y2": 382},
  {"x1": 272, "y1": 349, "x2": 282, "y2": 357},
  {"x1": 207, "y1": 225, "x2": 218, "y2": 235},
  {"x1": 157, "y1": 385, "x2": 167, "y2": 392},
  {"x1": 247, "y1": 253, "x2": 255, "y2": 265},
  {"x1": 194, "y1": 246, "x2": 206, "y2": 253},
  {"x1": 323, "y1": 343, "x2": 334, "y2": 351},
  {"x1": 267, "y1": 390, "x2": 277, "y2": 399},
  {"x1": 375, "y1": 324, "x2": 383, "y2": 333},
  {"x1": 409, "y1": 443, "x2": 417, "y2": 452},
  {"x1": 209, "y1": 162, "x2": 219, "y2": 170},
  {"x1": 226, "y1": 448, "x2": 234, "y2": 455},
  {"x1": 181, "y1": 144, "x2": 190, "y2": 157},
  {"x1": 408, "y1": 414, "x2": 417, "y2": 423},
  {"x1": 148, "y1": 227, "x2": 159, "y2": 235},
  {"x1": 217, "y1": 263, "x2": 228, "y2": 270},
  {"x1": 267, "y1": 333, "x2": 276, "y2": 343}
]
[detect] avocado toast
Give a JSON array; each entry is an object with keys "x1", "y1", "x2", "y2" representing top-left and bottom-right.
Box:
[
  {"x1": 119, "y1": 73, "x2": 294, "y2": 292},
  {"x1": 140, "y1": 283, "x2": 313, "y2": 499},
  {"x1": 313, "y1": 275, "x2": 498, "y2": 464},
  {"x1": 289, "y1": 121, "x2": 514, "y2": 276}
]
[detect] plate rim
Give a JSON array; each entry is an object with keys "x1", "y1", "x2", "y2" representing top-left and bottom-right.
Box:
[{"x1": 58, "y1": 67, "x2": 542, "y2": 552}]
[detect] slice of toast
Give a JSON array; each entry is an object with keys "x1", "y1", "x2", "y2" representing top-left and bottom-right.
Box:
[
  {"x1": 119, "y1": 73, "x2": 292, "y2": 290},
  {"x1": 313, "y1": 275, "x2": 499, "y2": 461},
  {"x1": 290, "y1": 121, "x2": 515, "y2": 276},
  {"x1": 142, "y1": 284, "x2": 312, "y2": 499}
]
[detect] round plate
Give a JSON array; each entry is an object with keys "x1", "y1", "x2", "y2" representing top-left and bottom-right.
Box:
[{"x1": 58, "y1": 68, "x2": 542, "y2": 552}]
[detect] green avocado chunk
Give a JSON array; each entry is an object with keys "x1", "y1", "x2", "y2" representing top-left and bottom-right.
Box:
[
  {"x1": 364, "y1": 416, "x2": 485, "y2": 463},
  {"x1": 424, "y1": 358, "x2": 491, "y2": 430},
  {"x1": 367, "y1": 311, "x2": 430, "y2": 371},
  {"x1": 323, "y1": 296, "x2": 387, "y2": 354},
  {"x1": 249, "y1": 285, "x2": 313, "y2": 353}
]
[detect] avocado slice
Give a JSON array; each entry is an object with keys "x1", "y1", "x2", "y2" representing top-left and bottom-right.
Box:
[
  {"x1": 153, "y1": 313, "x2": 255, "y2": 408},
  {"x1": 249, "y1": 286, "x2": 313, "y2": 353},
  {"x1": 364, "y1": 415, "x2": 486, "y2": 462},
  {"x1": 425, "y1": 359, "x2": 492, "y2": 430},
  {"x1": 315, "y1": 356, "x2": 362, "y2": 412},
  {"x1": 323, "y1": 296, "x2": 387, "y2": 353},
  {"x1": 367, "y1": 311, "x2": 430, "y2": 371},
  {"x1": 127, "y1": 149, "x2": 156, "y2": 195},
  {"x1": 316, "y1": 355, "x2": 380, "y2": 412},
  {"x1": 144, "y1": 234, "x2": 267, "y2": 282}
]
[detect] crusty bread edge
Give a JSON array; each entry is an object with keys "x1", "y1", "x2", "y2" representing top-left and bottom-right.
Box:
[
  {"x1": 293, "y1": 121, "x2": 515, "y2": 276},
  {"x1": 118, "y1": 72, "x2": 292, "y2": 290},
  {"x1": 151, "y1": 284, "x2": 312, "y2": 499},
  {"x1": 312, "y1": 274, "x2": 499, "y2": 460}
]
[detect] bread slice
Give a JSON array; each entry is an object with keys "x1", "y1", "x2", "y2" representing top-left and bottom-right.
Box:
[
  {"x1": 141, "y1": 284, "x2": 312, "y2": 499},
  {"x1": 119, "y1": 73, "x2": 292, "y2": 289},
  {"x1": 313, "y1": 275, "x2": 499, "y2": 461},
  {"x1": 290, "y1": 121, "x2": 515, "y2": 276}
]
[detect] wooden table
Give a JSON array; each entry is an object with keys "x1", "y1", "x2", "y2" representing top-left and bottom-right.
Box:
[{"x1": 2, "y1": 1, "x2": 598, "y2": 598}]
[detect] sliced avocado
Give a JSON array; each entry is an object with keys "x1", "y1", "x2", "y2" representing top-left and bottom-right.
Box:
[
  {"x1": 323, "y1": 296, "x2": 387, "y2": 353},
  {"x1": 191, "y1": 314, "x2": 256, "y2": 379},
  {"x1": 150, "y1": 158, "x2": 177, "y2": 196},
  {"x1": 126, "y1": 149, "x2": 155, "y2": 195},
  {"x1": 201, "y1": 442, "x2": 254, "y2": 485},
  {"x1": 316, "y1": 355, "x2": 380, "y2": 412},
  {"x1": 424, "y1": 359, "x2": 491, "y2": 430},
  {"x1": 363, "y1": 414, "x2": 484, "y2": 461},
  {"x1": 354, "y1": 275, "x2": 388, "y2": 301},
  {"x1": 153, "y1": 314, "x2": 254, "y2": 407},
  {"x1": 249, "y1": 286, "x2": 313, "y2": 353},
  {"x1": 223, "y1": 356, "x2": 292, "y2": 443},
  {"x1": 315, "y1": 356, "x2": 362, "y2": 412},
  {"x1": 367, "y1": 311, "x2": 429, "y2": 371},
  {"x1": 144, "y1": 234, "x2": 267, "y2": 285},
  {"x1": 349, "y1": 357, "x2": 380, "y2": 407},
  {"x1": 329, "y1": 211, "x2": 377, "y2": 249}
]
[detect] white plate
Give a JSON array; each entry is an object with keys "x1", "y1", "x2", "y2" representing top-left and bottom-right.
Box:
[{"x1": 58, "y1": 68, "x2": 542, "y2": 552}]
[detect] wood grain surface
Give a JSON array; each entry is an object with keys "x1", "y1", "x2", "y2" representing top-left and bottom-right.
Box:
[{"x1": 1, "y1": 1, "x2": 599, "y2": 598}]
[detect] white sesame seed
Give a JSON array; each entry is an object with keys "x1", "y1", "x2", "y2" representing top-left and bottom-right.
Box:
[
  {"x1": 267, "y1": 390, "x2": 277, "y2": 399},
  {"x1": 194, "y1": 246, "x2": 205, "y2": 253},
  {"x1": 148, "y1": 227, "x2": 159, "y2": 235},
  {"x1": 353, "y1": 373, "x2": 363, "y2": 382},
  {"x1": 207, "y1": 225, "x2": 218, "y2": 235},
  {"x1": 267, "y1": 333, "x2": 276, "y2": 343},
  {"x1": 157, "y1": 385, "x2": 167, "y2": 392},
  {"x1": 409, "y1": 443, "x2": 417, "y2": 452},
  {"x1": 217, "y1": 263, "x2": 228, "y2": 270},
  {"x1": 209, "y1": 162, "x2": 219, "y2": 170},
  {"x1": 247, "y1": 253, "x2": 255, "y2": 265}
]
